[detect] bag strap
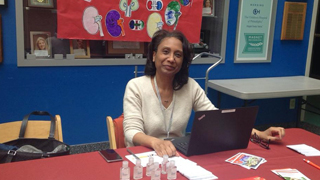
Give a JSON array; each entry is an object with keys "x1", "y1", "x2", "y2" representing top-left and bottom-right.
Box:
[
  {"x1": 19, "y1": 111, "x2": 56, "y2": 139},
  {"x1": 5, "y1": 150, "x2": 16, "y2": 163}
]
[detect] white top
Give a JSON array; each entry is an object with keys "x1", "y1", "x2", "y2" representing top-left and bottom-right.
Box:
[
  {"x1": 123, "y1": 76, "x2": 217, "y2": 147},
  {"x1": 207, "y1": 76, "x2": 320, "y2": 100}
]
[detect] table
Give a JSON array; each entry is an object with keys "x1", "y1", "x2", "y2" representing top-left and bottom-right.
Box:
[
  {"x1": 1, "y1": 128, "x2": 320, "y2": 179},
  {"x1": 207, "y1": 76, "x2": 320, "y2": 100},
  {"x1": 207, "y1": 76, "x2": 320, "y2": 125}
]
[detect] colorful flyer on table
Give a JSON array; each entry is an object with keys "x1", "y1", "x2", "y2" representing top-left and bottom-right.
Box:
[
  {"x1": 226, "y1": 152, "x2": 266, "y2": 169},
  {"x1": 226, "y1": 152, "x2": 242, "y2": 163},
  {"x1": 271, "y1": 168, "x2": 310, "y2": 180}
]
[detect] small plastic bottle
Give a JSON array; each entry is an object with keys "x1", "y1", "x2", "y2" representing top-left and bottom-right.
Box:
[
  {"x1": 161, "y1": 155, "x2": 169, "y2": 174},
  {"x1": 133, "y1": 159, "x2": 143, "y2": 179},
  {"x1": 151, "y1": 162, "x2": 161, "y2": 180},
  {"x1": 146, "y1": 156, "x2": 154, "y2": 176},
  {"x1": 120, "y1": 160, "x2": 130, "y2": 180},
  {"x1": 167, "y1": 160, "x2": 177, "y2": 180}
]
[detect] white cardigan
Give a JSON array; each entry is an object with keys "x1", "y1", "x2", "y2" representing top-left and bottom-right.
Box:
[{"x1": 123, "y1": 76, "x2": 217, "y2": 147}]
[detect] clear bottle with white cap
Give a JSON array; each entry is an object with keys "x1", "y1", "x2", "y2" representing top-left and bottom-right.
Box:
[
  {"x1": 146, "y1": 156, "x2": 154, "y2": 176},
  {"x1": 133, "y1": 158, "x2": 143, "y2": 179},
  {"x1": 161, "y1": 154, "x2": 169, "y2": 174},
  {"x1": 120, "y1": 160, "x2": 130, "y2": 180},
  {"x1": 167, "y1": 160, "x2": 177, "y2": 180},
  {"x1": 151, "y1": 162, "x2": 161, "y2": 180}
]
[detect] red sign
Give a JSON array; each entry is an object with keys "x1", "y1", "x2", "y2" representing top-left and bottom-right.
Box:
[{"x1": 57, "y1": 0, "x2": 203, "y2": 43}]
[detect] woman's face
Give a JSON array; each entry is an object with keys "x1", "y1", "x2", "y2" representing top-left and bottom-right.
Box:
[
  {"x1": 153, "y1": 37, "x2": 183, "y2": 77},
  {"x1": 37, "y1": 39, "x2": 46, "y2": 50}
]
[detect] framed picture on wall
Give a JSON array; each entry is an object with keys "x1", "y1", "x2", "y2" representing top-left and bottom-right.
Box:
[
  {"x1": 69, "y1": 39, "x2": 91, "y2": 59},
  {"x1": 0, "y1": 0, "x2": 6, "y2": 6},
  {"x1": 202, "y1": 0, "x2": 214, "y2": 16},
  {"x1": 234, "y1": 0, "x2": 275, "y2": 63},
  {"x1": 30, "y1": 31, "x2": 52, "y2": 58},
  {"x1": 28, "y1": 0, "x2": 54, "y2": 8},
  {"x1": 107, "y1": 41, "x2": 145, "y2": 54}
]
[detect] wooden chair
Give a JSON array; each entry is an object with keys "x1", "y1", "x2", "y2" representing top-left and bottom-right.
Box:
[
  {"x1": 106, "y1": 114, "x2": 126, "y2": 149},
  {"x1": 0, "y1": 115, "x2": 63, "y2": 143}
]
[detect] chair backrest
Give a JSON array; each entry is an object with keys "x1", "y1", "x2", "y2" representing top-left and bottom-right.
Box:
[
  {"x1": 0, "y1": 115, "x2": 63, "y2": 143},
  {"x1": 106, "y1": 114, "x2": 125, "y2": 149}
]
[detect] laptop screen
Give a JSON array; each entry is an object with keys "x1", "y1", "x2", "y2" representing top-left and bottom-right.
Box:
[{"x1": 173, "y1": 106, "x2": 259, "y2": 156}]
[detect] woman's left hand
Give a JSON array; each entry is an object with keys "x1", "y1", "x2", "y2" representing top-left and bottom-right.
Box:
[{"x1": 254, "y1": 127, "x2": 285, "y2": 142}]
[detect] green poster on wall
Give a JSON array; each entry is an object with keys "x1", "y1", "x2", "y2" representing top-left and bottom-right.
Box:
[{"x1": 235, "y1": 0, "x2": 274, "y2": 62}]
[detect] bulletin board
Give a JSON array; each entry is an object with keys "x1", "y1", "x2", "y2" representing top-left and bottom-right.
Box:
[{"x1": 57, "y1": 0, "x2": 203, "y2": 43}]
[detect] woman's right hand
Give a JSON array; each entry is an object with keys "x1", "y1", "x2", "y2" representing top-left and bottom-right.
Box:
[
  {"x1": 151, "y1": 138, "x2": 177, "y2": 157},
  {"x1": 132, "y1": 133, "x2": 179, "y2": 157}
]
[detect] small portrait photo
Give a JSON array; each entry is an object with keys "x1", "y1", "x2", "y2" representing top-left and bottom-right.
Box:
[
  {"x1": 70, "y1": 39, "x2": 91, "y2": 59},
  {"x1": 30, "y1": 31, "x2": 52, "y2": 58},
  {"x1": 28, "y1": 0, "x2": 54, "y2": 8},
  {"x1": 202, "y1": 0, "x2": 214, "y2": 16}
]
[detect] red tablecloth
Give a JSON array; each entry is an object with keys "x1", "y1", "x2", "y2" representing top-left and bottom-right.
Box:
[{"x1": 1, "y1": 128, "x2": 320, "y2": 180}]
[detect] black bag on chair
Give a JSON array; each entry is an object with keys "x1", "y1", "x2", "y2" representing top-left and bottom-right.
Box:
[{"x1": 0, "y1": 111, "x2": 70, "y2": 163}]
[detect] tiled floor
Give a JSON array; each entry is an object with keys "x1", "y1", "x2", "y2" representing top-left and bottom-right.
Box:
[{"x1": 70, "y1": 141, "x2": 109, "y2": 154}]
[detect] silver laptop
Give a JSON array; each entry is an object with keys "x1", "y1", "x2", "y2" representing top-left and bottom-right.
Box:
[{"x1": 171, "y1": 106, "x2": 259, "y2": 156}]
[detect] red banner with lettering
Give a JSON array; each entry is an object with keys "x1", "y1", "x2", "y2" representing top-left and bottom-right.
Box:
[{"x1": 57, "y1": 0, "x2": 203, "y2": 43}]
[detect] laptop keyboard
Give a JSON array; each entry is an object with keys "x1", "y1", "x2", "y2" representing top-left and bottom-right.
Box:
[
  {"x1": 177, "y1": 142, "x2": 189, "y2": 150},
  {"x1": 172, "y1": 135, "x2": 191, "y2": 155}
]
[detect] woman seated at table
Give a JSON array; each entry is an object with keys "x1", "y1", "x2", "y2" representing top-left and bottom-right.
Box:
[{"x1": 123, "y1": 29, "x2": 285, "y2": 157}]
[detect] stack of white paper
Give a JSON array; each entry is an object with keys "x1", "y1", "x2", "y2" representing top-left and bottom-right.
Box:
[
  {"x1": 178, "y1": 164, "x2": 218, "y2": 180},
  {"x1": 125, "y1": 151, "x2": 218, "y2": 179},
  {"x1": 287, "y1": 144, "x2": 320, "y2": 156},
  {"x1": 125, "y1": 151, "x2": 159, "y2": 167}
]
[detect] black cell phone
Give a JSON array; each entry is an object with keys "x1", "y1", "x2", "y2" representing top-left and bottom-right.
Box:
[{"x1": 98, "y1": 149, "x2": 123, "y2": 163}]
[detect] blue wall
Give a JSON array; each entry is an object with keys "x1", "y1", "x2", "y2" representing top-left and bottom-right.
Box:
[{"x1": 0, "y1": 0, "x2": 314, "y2": 145}]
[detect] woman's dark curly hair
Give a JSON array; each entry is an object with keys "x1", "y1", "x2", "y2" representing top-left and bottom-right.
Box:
[{"x1": 144, "y1": 29, "x2": 194, "y2": 90}]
